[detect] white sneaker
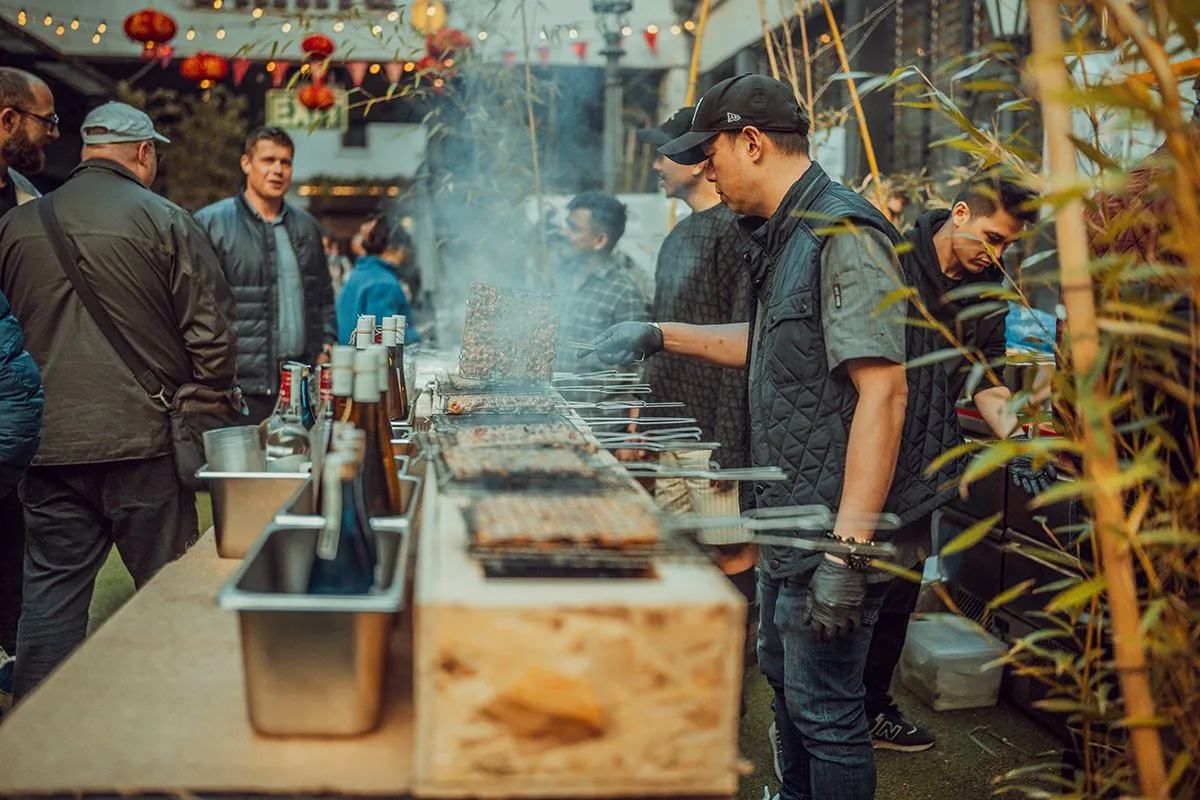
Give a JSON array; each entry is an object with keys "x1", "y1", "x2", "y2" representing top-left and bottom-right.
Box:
[{"x1": 768, "y1": 720, "x2": 783, "y2": 782}]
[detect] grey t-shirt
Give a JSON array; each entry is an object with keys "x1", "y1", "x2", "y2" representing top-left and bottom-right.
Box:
[{"x1": 271, "y1": 216, "x2": 306, "y2": 358}]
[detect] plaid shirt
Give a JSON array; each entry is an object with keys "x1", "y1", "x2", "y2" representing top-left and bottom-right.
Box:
[{"x1": 553, "y1": 251, "x2": 651, "y2": 374}]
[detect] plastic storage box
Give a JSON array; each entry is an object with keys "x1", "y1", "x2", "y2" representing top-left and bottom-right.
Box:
[{"x1": 900, "y1": 613, "x2": 1006, "y2": 711}]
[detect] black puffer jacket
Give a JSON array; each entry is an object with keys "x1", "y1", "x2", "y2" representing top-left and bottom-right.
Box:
[{"x1": 194, "y1": 193, "x2": 336, "y2": 395}]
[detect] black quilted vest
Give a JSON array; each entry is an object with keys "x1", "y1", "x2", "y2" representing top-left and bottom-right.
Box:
[{"x1": 744, "y1": 165, "x2": 962, "y2": 579}]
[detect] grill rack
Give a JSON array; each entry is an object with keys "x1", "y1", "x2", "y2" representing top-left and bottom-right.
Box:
[{"x1": 466, "y1": 531, "x2": 712, "y2": 576}]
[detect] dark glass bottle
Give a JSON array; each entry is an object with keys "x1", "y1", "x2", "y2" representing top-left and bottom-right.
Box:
[
  {"x1": 308, "y1": 453, "x2": 375, "y2": 595},
  {"x1": 298, "y1": 366, "x2": 316, "y2": 430},
  {"x1": 347, "y1": 349, "x2": 398, "y2": 517},
  {"x1": 385, "y1": 315, "x2": 411, "y2": 423},
  {"x1": 330, "y1": 345, "x2": 355, "y2": 422}
]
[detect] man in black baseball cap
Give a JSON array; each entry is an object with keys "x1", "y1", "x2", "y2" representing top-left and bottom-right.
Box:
[{"x1": 583, "y1": 74, "x2": 963, "y2": 800}]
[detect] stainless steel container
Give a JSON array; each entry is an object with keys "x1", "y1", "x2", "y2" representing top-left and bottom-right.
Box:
[
  {"x1": 197, "y1": 467, "x2": 311, "y2": 559},
  {"x1": 217, "y1": 512, "x2": 415, "y2": 737}
]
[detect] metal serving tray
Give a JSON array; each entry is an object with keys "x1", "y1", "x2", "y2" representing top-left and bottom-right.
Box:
[
  {"x1": 217, "y1": 519, "x2": 412, "y2": 737},
  {"x1": 196, "y1": 467, "x2": 311, "y2": 559}
]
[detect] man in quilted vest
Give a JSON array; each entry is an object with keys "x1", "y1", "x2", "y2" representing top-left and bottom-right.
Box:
[{"x1": 586, "y1": 74, "x2": 961, "y2": 800}]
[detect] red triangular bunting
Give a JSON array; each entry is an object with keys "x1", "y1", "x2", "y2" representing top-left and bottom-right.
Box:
[
  {"x1": 346, "y1": 60, "x2": 368, "y2": 87},
  {"x1": 157, "y1": 45, "x2": 174, "y2": 69},
  {"x1": 537, "y1": 46, "x2": 550, "y2": 66},
  {"x1": 271, "y1": 61, "x2": 290, "y2": 88},
  {"x1": 384, "y1": 60, "x2": 404, "y2": 84},
  {"x1": 571, "y1": 41, "x2": 587, "y2": 62},
  {"x1": 502, "y1": 51, "x2": 516, "y2": 67},
  {"x1": 232, "y1": 57, "x2": 251, "y2": 87},
  {"x1": 643, "y1": 29, "x2": 658, "y2": 55},
  {"x1": 310, "y1": 58, "x2": 329, "y2": 85}
]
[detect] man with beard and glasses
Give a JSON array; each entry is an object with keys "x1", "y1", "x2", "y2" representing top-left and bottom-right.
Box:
[
  {"x1": 634, "y1": 107, "x2": 757, "y2": 658},
  {"x1": 0, "y1": 67, "x2": 56, "y2": 709}
]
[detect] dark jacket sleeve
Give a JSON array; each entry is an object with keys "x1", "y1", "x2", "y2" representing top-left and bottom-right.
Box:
[
  {"x1": 305, "y1": 216, "x2": 338, "y2": 348},
  {"x1": 168, "y1": 209, "x2": 239, "y2": 391},
  {"x1": 0, "y1": 288, "x2": 44, "y2": 495}
]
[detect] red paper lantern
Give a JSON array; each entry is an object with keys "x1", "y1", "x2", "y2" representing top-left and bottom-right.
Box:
[
  {"x1": 124, "y1": 8, "x2": 177, "y2": 45},
  {"x1": 301, "y1": 34, "x2": 336, "y2": 60},
  {"x1": 298, "y1": 83, "x2": 337, "y2": 111},
  {"x1": 425, "y1": 28, "x2": 473, "y2": 59},
  {"x1": 180, "y1": 52, "x2": 228, "y2": 83}
]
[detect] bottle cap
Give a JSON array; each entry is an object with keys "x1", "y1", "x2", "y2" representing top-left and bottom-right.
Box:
[
  {"x1": 354, "y1": 314, "x2": 376, "y2": 349},
  {"x1": 353, "y1": 349, "x2": 379, "y2": 401}
]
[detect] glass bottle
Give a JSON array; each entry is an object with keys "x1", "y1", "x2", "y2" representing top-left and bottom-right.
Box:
[
  {"x1": 316, "y1": 363, "x2": 333, "y2": 421},
  {"x1": 308, "y1": 452, "x2": 375, "y2": 595},
  {"x1": 265, "y1": 364, "x2": 311, "y2": 472},
  {"x1": 370, "y1": 344, "x2": 406, "y2": 514},
  {"x1": 298, "y1": 365, "x2": 316, "y2": 430},
  {"x1": 384, "y1": 315, "x2": 411, "y2": 423},
  {"x1": 346, "y1": 348, "x2": 398, "y2": 516},
  {"x1": 330, "y1": 345, "x2": 355, "y2": 422}
]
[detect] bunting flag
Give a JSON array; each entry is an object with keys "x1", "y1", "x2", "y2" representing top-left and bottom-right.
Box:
[
  {"x1": 643, "y1": 29, "x2": 658, "y2": 55},
  {"x1": 501, "y1": 51, "x2": 516, "y2": 67},
  {"x1": 157, "y1": 45, "x2": 174, "y2": 69},
  {"x1": 232, "y1": 57, "x2": 251, "y2": 87},
  {"x1": 571, "y1": 41, "x2": 587, "y2": 62},
  {"x1": 310, "y1": 58, "x2": 330, "y2": 85},
  {"x1": 346, "y1": 60, "x2": 369, "y2": 87},
  {"x1": 537, "y1": 46, "x2": 550, "y2": 66},
  {"x1": 271, "y1": 60, "x2": 290, "y2": 88},
  {"x1": 384, "y1": 60, "x2": 405, "y2": 84}
]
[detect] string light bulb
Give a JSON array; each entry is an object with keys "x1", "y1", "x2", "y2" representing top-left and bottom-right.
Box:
[
  {"x1": 368, "y1": 63, "x2": 381, "y2": 74},
  {"x1": 91, "y1": 33, "x2": 101, "y2": 44},
  {"x1": 538, "y1": 28, "x2": 547, "y2": 40},
  {"x1": 186, "y1": 27, "x2": 196, "y2": 40},
  {"x1": 216, "y1": 27, "x2": 226, "y2": 39},
  {"x1": 620, "y1": 25, "x2": 632, "y2": 36},
  {"x1": 404, "y1": 61, "x2": 415, "y2": 72},
  {"x1": 387, "y1": 10, "x2": 399, "y2": 22},
  {"x1": 251, "y1": 7, "x2": 263, "y2": 19},
  {"x1": 212, "y1": 0, "x2": 222, "y2": 8},
  {"x1": 333, "y1": 21, "x2": 344, "y2": 32},
  {"x1": 42, "y1": 13, "x2": 51, "y2": 25},
  {"x1": 97, "y1": 21, "x2": 107, "y2": 33},
  {"x1": 266, "y1": 61, "x2": 276, "y2": 72},
  {"x1": 54, "y1": 23, "x2": 64, "y2": 35},
  {"x1": 646, "y1": 24, "x2": 658, "y2": 34},
  {"x1": 477, "y1": 30, "x2": 488, "y2": 40},
  {"x1": 16, "y1": 10, "x2": 26, "y2": 26},
  {"x1": 568, "y1": 28, "x2": 578, "y2": 39},
  {"x1": 70, "y1": 17, "x2": 79, "y2": 30},
  {"x1": 200, "y1": 79, "x2": 212, "y2": 89},
  {"x1": 670, "y1": 23, "x2": 682, "y2": 34},
  {"x1": 371, "y1": 24, "x2": 382, "y2": 36},
  {"x1": 281, "y1": 22, "x2": 291, "y2": 33}
]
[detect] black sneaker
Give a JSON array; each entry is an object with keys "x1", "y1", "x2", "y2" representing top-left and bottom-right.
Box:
[{"x1": 869, "y1": 710, "x2": 935, "y2": 752}]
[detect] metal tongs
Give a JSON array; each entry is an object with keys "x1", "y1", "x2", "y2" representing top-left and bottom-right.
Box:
[
  {"x1": 621, "y1": 463, "x2": 789, "y2": 482},
  {"x1": 595, "y1": 440, "x2": 722, "y2": 453},
  {"x1": 665, "y1": 505, "x2": 900, "y2": 559},
  {"x1": 555, "y1": 384, "x2": 654, "y2": 395},
  {"x1": 553, "y1": 369, "x2": 645, "y2": 384},
  {"x1": 564, "y1": 399, "x2": 685, "y2": 411}
]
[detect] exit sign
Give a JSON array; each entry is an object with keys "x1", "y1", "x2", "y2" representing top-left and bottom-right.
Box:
[{"x1": 265, "y1": 88, "x2": 350, "y2": 133}]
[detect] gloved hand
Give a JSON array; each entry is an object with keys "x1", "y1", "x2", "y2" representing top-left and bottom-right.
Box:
[
  {"x1": 1008, "y1": 433, "x2": 1057, "y2": 496},
  {"x1": 804, "y1": 557, "x2": 867, "y2": 643},
  {"x1": 578, "y1": 322, "x2": 663, "y2": 366}
]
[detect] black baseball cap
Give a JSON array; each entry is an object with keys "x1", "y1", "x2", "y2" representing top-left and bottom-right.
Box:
[
  {"x1": 636, "y1": 106, "x2": 707, "y2": 164},
  {"x1": 659, "y1": 74, "x2": 810, "y2": 165}
]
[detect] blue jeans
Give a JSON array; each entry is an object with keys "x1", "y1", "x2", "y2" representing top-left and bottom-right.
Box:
[{"x1": 758, "y1": 570, "x2": 888, "y2": 800}]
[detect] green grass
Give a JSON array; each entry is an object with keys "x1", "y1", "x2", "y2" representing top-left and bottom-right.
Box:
[{"x1": 88, "y1": 494, "x2": 1060, "y2": 796}]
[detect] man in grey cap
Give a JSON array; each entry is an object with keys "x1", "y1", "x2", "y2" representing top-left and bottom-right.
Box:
[{"x1": 0, "y1": 101, "x2": 238, "y2": 701}]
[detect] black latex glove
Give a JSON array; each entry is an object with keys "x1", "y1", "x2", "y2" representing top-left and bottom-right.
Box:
[
  {"x1": 1008, "y1": 433, "x2": 1057, "y2": 496},
  {"x1": 579, "y1": 322, "x2": 663, "y2": 366},
  {"x1": 804, "y1": 557, "x2": 867, "y2": 643}
]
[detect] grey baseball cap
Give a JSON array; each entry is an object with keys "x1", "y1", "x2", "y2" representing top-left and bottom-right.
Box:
[{"x1": 81, "y1": 102, "x2": 170, "y2": 145}]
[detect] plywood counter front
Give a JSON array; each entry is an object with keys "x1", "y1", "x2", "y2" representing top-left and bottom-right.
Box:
[{"x1": 0, "y1": 530, "x2": 415, "y2": 797}]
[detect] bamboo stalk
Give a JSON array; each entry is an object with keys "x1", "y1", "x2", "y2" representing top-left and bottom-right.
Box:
[
  {"x1": 1028, "y1": 1, "x2": 1169, "y2": 797},
  {"x1": 758, "y1": 0, "x2": 782, "y2": 79},
  {"x1": 777, "y1": 0, "x2": 805, "y2": 108},
  {"x1": 797, "y1": 0, "x2": 817, "y2": 157},
  {"x1": 820, "y1": 0, "x2": 884, "y2": 207},
  {"x1": 518, "y1": 0, "x2": 547, "y2": 282},
  {"x1": 670, "y1": 0, "x2": 712, "y2": 230}
]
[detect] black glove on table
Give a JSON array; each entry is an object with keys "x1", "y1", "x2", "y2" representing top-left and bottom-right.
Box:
[
  {"x1": 1008, "y1": 432, "x2": 1057, "y2": 496},
  {"x1": 804, "y1": 557, "x2": 867, "y2": 643},
  {"x1": 579, "y1": 322, "x2": 663, "y2": 366}
]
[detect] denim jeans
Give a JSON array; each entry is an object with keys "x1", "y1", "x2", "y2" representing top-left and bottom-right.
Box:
[
  {"x1": 14, "y1": 457, "x2": 197, "y2": 701},
  {"x1": 758, "y1": 570, "x2": 888, "y2": 800}
]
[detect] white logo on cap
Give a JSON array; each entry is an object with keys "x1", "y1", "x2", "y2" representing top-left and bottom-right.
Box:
[{"x1": 727, "y1": 112, "x2": 742, "y2": 123}]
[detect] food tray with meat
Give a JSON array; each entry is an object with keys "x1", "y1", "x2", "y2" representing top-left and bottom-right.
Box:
[
  {"x1": 438, "y1": 445, "x2": 601, "y2": 486},
  {"x1": 458, "y1": 282, "x2": 559, "y2": 382},
  {"x1": 441, "y1": 421, "x2": 594, "y2": 450},
  {"x1": 467, "y1": 494, "x2": 662, "y2": 550},
  {"x1": 440, "y1": 392, "x2": 559, "y2": 416}
]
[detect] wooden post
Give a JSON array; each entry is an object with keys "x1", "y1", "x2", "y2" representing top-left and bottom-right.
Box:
[
  {"x1": 820, "y1": 0, "x2": 884, "y2": 207},
  {"x1": 1028, "y1": 0, "x2": 1168, "y2": 796}
]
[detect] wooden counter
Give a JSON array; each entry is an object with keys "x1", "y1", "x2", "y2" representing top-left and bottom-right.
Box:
[{"x1": 0, "y1": 530, "x2": 415, "y2": 797}]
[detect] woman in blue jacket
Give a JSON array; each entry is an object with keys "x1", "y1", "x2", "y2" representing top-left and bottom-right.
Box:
[{"x1": 336, "y1": 214, "x2": 423, "y2": 346}]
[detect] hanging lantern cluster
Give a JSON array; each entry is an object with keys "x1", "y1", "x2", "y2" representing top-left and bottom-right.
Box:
[
  {"x1": 297, "y1": 32, "x2": 338, "y2": 111},
  {"x1": 425, "y1": 27, "x2": 473, "y2": 59},
  {"x1": 179, "y1": 51, "x2": 228, "y2": 83},
  {"x1": 123, "y1": 7, "x2": 176, "y2": 63}
]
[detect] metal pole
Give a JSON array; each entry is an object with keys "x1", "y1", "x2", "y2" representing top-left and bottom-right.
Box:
[{"x1": 602, "y1": 31, "x2": 624, "y2": 194}]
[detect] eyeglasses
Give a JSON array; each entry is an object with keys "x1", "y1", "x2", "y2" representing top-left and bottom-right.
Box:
[{"x1": 12, "y1": 108, "x2": 60, "y2": 131}]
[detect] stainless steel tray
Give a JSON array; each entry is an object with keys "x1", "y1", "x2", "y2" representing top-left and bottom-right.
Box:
[
  {"x1": 217, "y1": 519, "x2": 413, "y2": 737},
  {"x1": 196, "y1": 467, "x2": 310, "y2": 559}
]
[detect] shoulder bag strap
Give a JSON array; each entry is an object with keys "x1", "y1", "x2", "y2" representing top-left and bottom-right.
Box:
[{"x1": 37, "y1": 195, "x2": 173, "y2": 406}]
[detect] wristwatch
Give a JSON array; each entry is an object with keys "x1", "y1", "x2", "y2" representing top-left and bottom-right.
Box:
[{"x1": 824, "y1": 533, "x2": 874, "y2": 571}]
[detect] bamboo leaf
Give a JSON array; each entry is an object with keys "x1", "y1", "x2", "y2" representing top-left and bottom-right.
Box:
[
  {"x1": 961, "y1": 440, "x2": 1021, "y2": 485},
  {"x1": 926, "y1": 439, "x2": 983, "y2": 475},
  {"x1": 869, "y1": 561, "x2": 923, "y2": 582},
  {"x1": 1027, "y1": 477, "x2": 1090, "y2": 509},
  {"x1": 950, "y1": 61, "x2": 989, "y2": 82},
  {"x1": 1097, "y1": 318, "x2": 1193, "y2": 347},
  {"x1": 940, "y1": 512, "x2": 1002, "y2": 556},
  {"x1": 986, "y1": 579, "x2": 1037, "y2": 611},
  {"x1": 905, "y1": 347, "x2": 967, "y2": 370},
  {"x1": 961, "y1": 79, "x2": 1017, "y2": 93},
  {"x1": 874, "y1": 286, "x2": 916, "y2": 313},
  {"x1": 1045, "y1": 576, "x2": 1107, "y2": 613},
  {"x1": 1069, "y1": 136, "x2": 1121, "y2": 171}
]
